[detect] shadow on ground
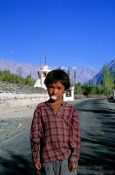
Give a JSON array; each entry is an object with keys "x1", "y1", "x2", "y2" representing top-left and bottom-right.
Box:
[
  {"x1": 0, "y1": 152, "x2": 36, "y2": 175},
  {"x1": 0, "y1": 151, "x2": 115, "y2": 175}
]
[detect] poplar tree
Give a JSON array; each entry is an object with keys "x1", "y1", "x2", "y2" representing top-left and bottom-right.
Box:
[
  {"x1": 103, "y1": 65, "x2": 109, "y2": 87},
  {"x1": 109, "y1": 68, "x2": 114, "y2": 88},
  {"x1": 103, "y1": 65, "x2": 114, "y2": 88}
]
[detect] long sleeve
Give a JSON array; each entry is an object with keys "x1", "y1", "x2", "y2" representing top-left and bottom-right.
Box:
[
  {"x1": 30, "y1": 107, "x2": 43, "y2": 164},
  {"x1": 69, "y1": 108, "x2": 80, "y2": 163}
]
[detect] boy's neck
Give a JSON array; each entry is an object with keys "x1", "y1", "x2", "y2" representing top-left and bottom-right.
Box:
[{"x1": 47, "y1": 98, "x2": 64, "y2": 112}]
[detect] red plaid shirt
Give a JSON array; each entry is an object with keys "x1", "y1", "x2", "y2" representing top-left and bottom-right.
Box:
[{"x1": 30, "y1": 101, "x2": 80, "y2": 164}]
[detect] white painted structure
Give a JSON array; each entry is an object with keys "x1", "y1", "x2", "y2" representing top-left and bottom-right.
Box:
[
  {"x1": 34, "y1": 64, "x2": 75, "y2": 101},
  {"x1": 63, "y1": 86, "x2": 74, "y2": 101},
  {"x1": 34, "y1": 65, "x2": 51, "y2": 89}
]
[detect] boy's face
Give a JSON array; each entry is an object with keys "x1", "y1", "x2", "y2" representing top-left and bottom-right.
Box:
[{"x1": 47, "y1": 81, "x2": 66, "y2": 101}]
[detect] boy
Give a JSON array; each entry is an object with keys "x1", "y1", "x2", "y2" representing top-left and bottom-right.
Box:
[{"x1": 30, "y1": 69, "x2": 80, "y2": 175}]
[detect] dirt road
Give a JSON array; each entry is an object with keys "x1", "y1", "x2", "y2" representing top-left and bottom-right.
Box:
[{"x1": 0, "y1": 98, "x2": 115, "y2": 175}]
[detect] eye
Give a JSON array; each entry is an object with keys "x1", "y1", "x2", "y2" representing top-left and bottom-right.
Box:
[
  {"x1": 48, "y1": 85, "x2": 54, "y2": 89},
  {"x1": 57, "y1": 86, "x2": 61, "y2": 90}
]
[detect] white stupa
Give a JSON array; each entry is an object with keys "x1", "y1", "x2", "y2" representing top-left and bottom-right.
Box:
[
  {"x1": 34, "y1": 59, "x2": 75, "y2": 101},
  {"x1": 34, "y1": 62, "x2": 51, "y2": 89}
]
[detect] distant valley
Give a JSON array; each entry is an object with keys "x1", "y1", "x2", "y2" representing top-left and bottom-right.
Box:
[{"x1": 0, "y1": 59, "x2": 115, "y2": 84}]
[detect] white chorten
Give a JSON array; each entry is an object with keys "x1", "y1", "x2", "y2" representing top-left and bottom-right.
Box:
[{"x1": 34, "y1": 64, "x2": 51, "y2": 89}]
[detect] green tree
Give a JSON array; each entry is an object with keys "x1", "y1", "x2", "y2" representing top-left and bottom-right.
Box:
[
  {"x1": 109, "y1": 68, "x2": 114, "y2": 88},
  {"x1": 103, "y1": 65, "x2": 114, "y2": 96},
  {"x1": 24, "y1": 74, "x2": 35, "y2": 86},
  {"x1": 103, "y1": 65, "x2": 109, "y2": 87},
  {"x1": 74, "y1": 83, "x2": 83, "y2": 94},
  {"x1": 0, "y1": 70, "x2": 35, "y2": 86}
]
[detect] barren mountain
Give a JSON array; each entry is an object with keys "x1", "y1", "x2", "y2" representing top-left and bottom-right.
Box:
[{"x1": 0, "y1": 59, "x2": 98, "y2": 83}]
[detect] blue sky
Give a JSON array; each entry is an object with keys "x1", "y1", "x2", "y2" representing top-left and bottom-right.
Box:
[{"x1": 0, "y1": 0, "x2": 115, "y2": 70}]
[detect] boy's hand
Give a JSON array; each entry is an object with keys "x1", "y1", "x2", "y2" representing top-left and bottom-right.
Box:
[
  {"x1": 68, "y1": 162, "x2": 78, "y2": 172},
  {"x1": 35, "y1": 162, "x2": 42, "y2": 170}
]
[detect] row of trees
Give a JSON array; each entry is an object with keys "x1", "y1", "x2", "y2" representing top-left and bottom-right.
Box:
[
  {"x1": 0, "y1": 70, "x2": 35, "y2": 86},
  {"x1": 74, "y1": 83, "x2": 115, "y2": 96},
  {"x1": 74, "y1": 65, "x2": 115, "y2": 96}
]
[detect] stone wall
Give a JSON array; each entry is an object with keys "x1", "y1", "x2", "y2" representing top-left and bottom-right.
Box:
[{"x1": 0, "y1": 93, "x2": 49, "y2": 108}]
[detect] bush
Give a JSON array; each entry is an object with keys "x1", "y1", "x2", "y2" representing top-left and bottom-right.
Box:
[
  {"x1": 74, "y1": 83, "x2": 114, "y2": 97},
  {"x1": 0, "y1": 70, "x2": 35, "y2": 86},
  {"x1": 74, "y1": 83, "x2": 83, "y2": 94}
]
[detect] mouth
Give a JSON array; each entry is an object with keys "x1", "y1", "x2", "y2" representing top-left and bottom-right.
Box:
[{"x1": 51, "y1": 95, "x2": 58, "y2": 100}]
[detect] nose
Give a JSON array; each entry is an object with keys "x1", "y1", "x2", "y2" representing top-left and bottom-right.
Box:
[{"x1": 52, "y1": 88, "x2": 58, "y2": 95}]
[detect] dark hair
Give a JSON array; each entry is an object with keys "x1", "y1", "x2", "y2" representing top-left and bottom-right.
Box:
[{"x1": 44, "y1": 69, "x2": 70, "y2": 90}]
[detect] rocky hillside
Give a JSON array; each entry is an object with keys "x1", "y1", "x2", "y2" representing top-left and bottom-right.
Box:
[
  {"x1": 0, "y1": 59, "x2": 39, "y2": 78},
  {"x1": 75, "y1": 65, "x2": 98, "y2": 83}
]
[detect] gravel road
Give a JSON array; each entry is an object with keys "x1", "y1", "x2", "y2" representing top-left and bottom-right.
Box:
[
  {"x1": 0, "y1": 98, "x2": 87, "y2": 143},
  {"x1": 0, "y1": 105, "x2": 35, "y2": 143},
  {"x1": 0, "y1": 98, "x2": 115, "y2": 175}
]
